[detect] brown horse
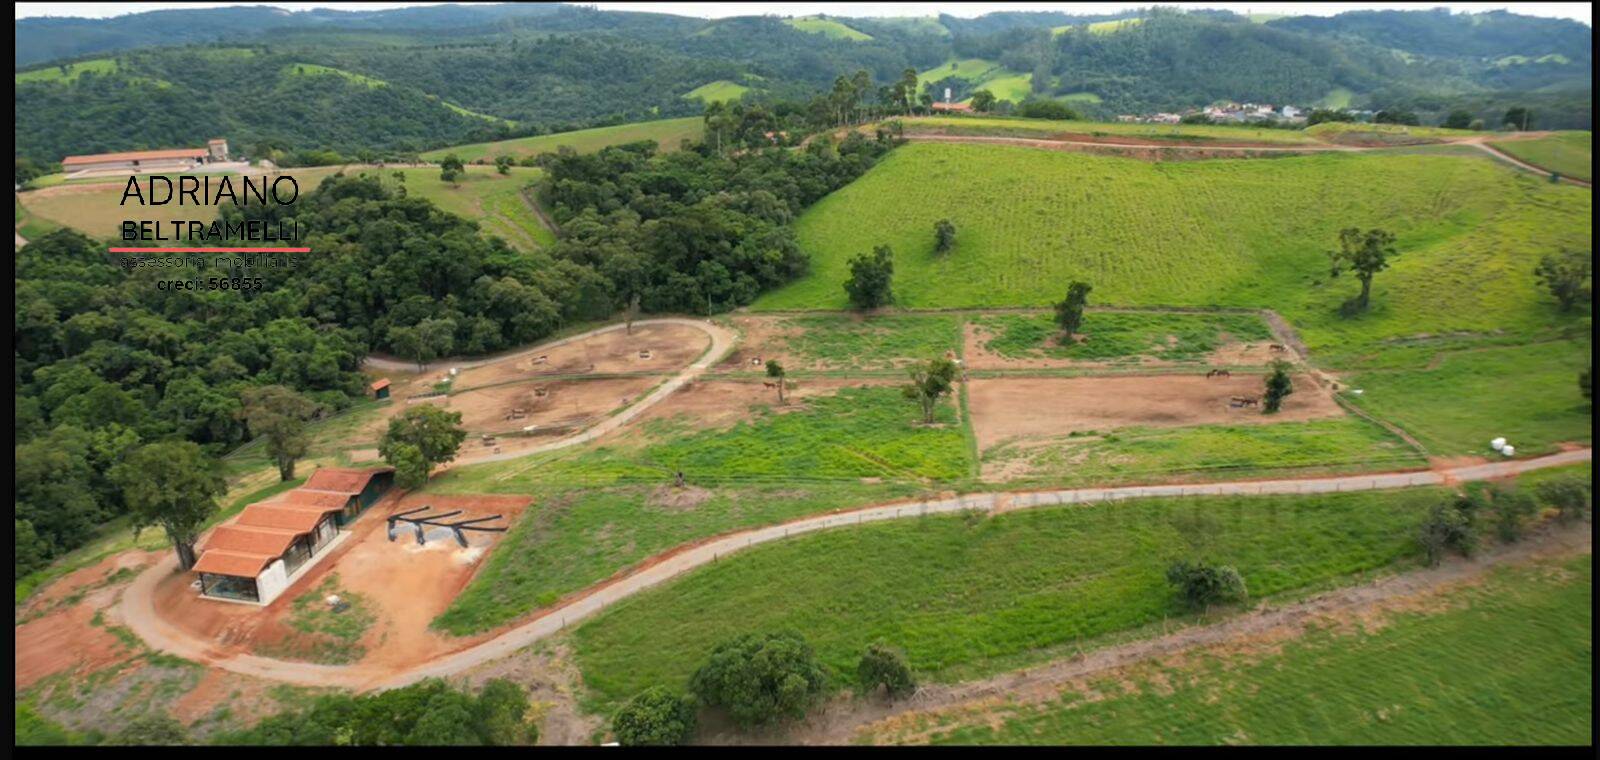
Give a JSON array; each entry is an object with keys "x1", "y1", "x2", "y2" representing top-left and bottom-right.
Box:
[{"x1": 1207, "y1": 369, "x2": 1231, "y2": 379}]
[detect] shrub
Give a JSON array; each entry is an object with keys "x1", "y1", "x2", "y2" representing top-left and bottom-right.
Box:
[
  {"x1": 857, "y1": 643, "x2": 916, "y2": 699},
  {"x1": 112, "y1": 714, "x2": 190, "y2": 746},
  {"x1": 1536, "y1": 479, "x2": 1592, "y2": 523},
  {"x1": 689, "y1": 631, "x2": 829, "y2": 726},
  {"x1": 1165, "y1": 560, "x2": 1248, "y2": 610},
  {"x1": 1417, "y1": 500, "x2": 1478, "y2": 566},
  {"x1": 612, "y1": 687, "x2": 696, "y2": 746},
  {"x1": 1488, "y1": 486, "x2": 1538, "y2": 543}
]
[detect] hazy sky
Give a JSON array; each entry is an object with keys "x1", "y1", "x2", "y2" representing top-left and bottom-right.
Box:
[{"x1": 12, "y1": 2, "x2": 1595, "y2": 24}]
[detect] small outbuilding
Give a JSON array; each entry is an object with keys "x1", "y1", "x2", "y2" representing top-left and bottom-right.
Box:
[{"x1": 370, "y1": 378, "x2": 391, "y2": 400}]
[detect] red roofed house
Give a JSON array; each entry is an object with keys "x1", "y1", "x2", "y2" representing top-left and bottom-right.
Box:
[
  {"x1": 191, "y1": 467, "x2": 394, "y2": 604},
  {"x1": 370, "y1": 378, "x2": 392, "y2": 400},
  {"x1": 59, "y1": 139, "x2": 228, "y2": 176}
]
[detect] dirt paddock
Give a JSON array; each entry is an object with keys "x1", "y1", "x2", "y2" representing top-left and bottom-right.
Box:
[
  {"x1": 453, "y1": 322, "x2": 708, "y2": 389},
  {"x1": 968, "y1": 373, "x2": 1343, "y2": 450},
  {"x1": 148, "y1": 491, "x2": 530, "y2": 668}
]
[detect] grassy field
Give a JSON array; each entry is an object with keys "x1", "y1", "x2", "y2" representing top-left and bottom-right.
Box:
[
  {"x1": 683, "y1": 80, "x2": 751, "y2": 103},
  {"x1": 768, "y1": 313, "x2": 965, "y2": 370},
  {"x1": 1306, "y1": 121, "x2": 1480, "y2": 145},
  {"x1": 420, "y1": 118, "x2": 705, "y2": 163},
  {"x1": 15, "y1": 58, "x2": 118, "y2": 83},
  {"x1": 570, "y1": 485, "x2": 1461, "y2": 705},
  {"x1": 355, "y1": 165, "x2": 555, "y2": 251},
  {"x1": 1341, "y1": 340, "x2": 1593, "y2": 456},
  {"x1": 899, "y1": 115, "x2": 1320, "y2": 144},
  {"x1": 784, "y1": 16, "x2": 872, "y2": 41},
  {"x1": 918, "y1": 59, "x2": 1003, "y2": 86},
  {"x1": 890, "y1": 554, "x2": 1593, "y2": 745},
  {"x1": 973, "y1": 310, "x2": 1273, "y2": 363},
  {"x1": 971, "y1": 74, "x2": 1033, "y2": 103},
  {"x1": 754, "y1": 143, "x2": 1592, "y2": 359},
  {"x1": 1052, "y1": 17, "x2": 1146, "y2": 36},
  {"x1": 984, "y1": 418, "x2": 1424, "y2": 487},
  {"x1": 1490, "y1": 132, "x2": 1592, "y2": 181}
]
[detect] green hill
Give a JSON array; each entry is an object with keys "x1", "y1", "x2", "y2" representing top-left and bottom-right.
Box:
[
  {"x1": 783, "y1": 16, "x2": 872, "y2": 41},
  {"x1": 683, "y1": 80, "x2": 752, "y2": 103},
  {"x1": 420, "y1": 117, "x2": 706, "y2": 163},
  {"x1": 754, "y1": 142, "x2": 1592, "y2": 354}
]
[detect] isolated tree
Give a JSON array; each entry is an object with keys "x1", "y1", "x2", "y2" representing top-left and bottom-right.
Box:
[
  {"x1": 440, "y1": 153, "x2": 465, "y2": 184},
  {"x1": 1327, "y1": 227, "x2": 1397, "y2": 312},
  {"x1": 903, "y1": 357, "x2": 959, "y2": 424},
  {"x1": 110, "y1": 441, "x2": 226, "y2": 570},
  {"x1": 612, "y1": 687, "x2": 696, "y2": 746},
  {"x1": 765, "y1": 359, "x2": 789, "y2": 404},
  {"x1": 1417, "y1": 499, "x2": 1478, "y2": 566},
  {"x1": 1441, "y1": 109, "x2": 1475, "y2": 130},
  {"x1": 1054, "y1": 281, "x2": 1093, "y2": 341},
  {"x1": 857, "y1": 643, "x2": 916, "y2": 699},
  {"x1": 494, "y1": 155, "x2": 513, "y2": 175},
  {"x1": 933, "y1": 219, "x2": 956, "y2": 255},
  {"x1": 1533, "y1": 250, "x2": 1592, "y2": 312},
  {"x1": 689, "y1": 631, "x2": 829, "y2": 726},
  {"x1": 241, "y1": 385, "x2": 319, "y2": 481},
  {"x1": 379, "y1": 405, "x2": 467, "y2": 489},
  {"x1": 969, "y1": 89, "x2": 997, "y2": 112},
  {"x1": 1503, "y1": 106, "x2": 1534, "y2": 131},
  {"x1": 1262, "y1": 359, "x2": 1294, "y2": 413},
  {"x1": 844, "y1": 245, "x2": 895, "y2": 310},
  {"x1": 1165, "y1": 560, "x2": 1247, "y2": 610}
]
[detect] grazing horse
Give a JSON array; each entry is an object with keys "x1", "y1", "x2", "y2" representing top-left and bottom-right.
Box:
[
  {"x1": 1206, "y1": 368, "x2": 1231, "y2": 379},
  {"x1": 1230, "y1": 396, "x2": 1260, "y2": 408},
  {"x1": 1268, "y1": 343, "x2": 1288, "y2": 353},
  {"x1": 762, "y1": 381, "x2": 778, "y2": 389}
]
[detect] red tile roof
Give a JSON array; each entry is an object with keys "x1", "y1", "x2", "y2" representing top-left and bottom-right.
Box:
[
  {"x1": 203, "y1": 525, "x2": 302, "y2": 558},
  {"x1": 192, "y1": 549, "x2": 276, "y2": 577},
  {"x1": 235, "y1": 503, "x2": 339, "y2": 533},
  {"x1": 269, "y1": 489, "x2": 353, "y2": 509},
  {"x1": 61, "y1": 148, "x2": 208, "y2": 166},
  {"x1": 370, "y1": 378, "x2": 391, "y2": 391},
  {"x1": 303, "y1": 467, "x2": 393, "y2": 495}
]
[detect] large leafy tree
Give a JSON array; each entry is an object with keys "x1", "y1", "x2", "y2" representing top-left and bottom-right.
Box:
[
  {"x1": 1327, "y1": 227, "x2": 1398, "y2": 312},
  {"x1": 1533, "y1": 250, "x2": 1592, "y2": 313},
  {"x1": 844, "y1": 245, "x2": 895, "y2": 310},
  {"x1": 689, "y1": 631, "x2": 829, "y2": 727},
  {"x1": 903, "y1": 357, "x2": 959, "y2": 424},
  {"x1": 241, "y1": 385, "x2": 320, "y2": 481},
  {"x1": 111, "y1": 441, "x2": 226, "y2": 570},
  {"x1": 612, "y1": 686, "x2": 697, "y2": 746},
  {"x1": 379, "y1": 405, "x2": 467, "y2": 489}
]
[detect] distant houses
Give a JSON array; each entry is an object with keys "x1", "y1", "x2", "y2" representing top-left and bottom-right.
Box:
[{"x1": 1117, "y1": 102, "x2": 1310, "y2": 126}]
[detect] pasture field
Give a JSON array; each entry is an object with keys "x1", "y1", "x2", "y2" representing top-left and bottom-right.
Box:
[
  {"x1": 1306, "y1": 121, "x2": 1479, "y2": 145},
  {"x1": 1340, "y1": 340, "x2": 1594, "y2": 456},
  {"x1": 755, "y1": 143, "x2": 1593, "y2": 360},
  {"x1": 420, "y1": 117, "x2": 705, "y2": 163},
  {"x1": 357, "y1": 165, "x2": 555, "y2": 251},
  {"x1": 918, "y1": 59, "x2": 1003, "y2": 86},
  {"x1": 971, "y1": 74, "x2": 1033, "y2": 103},
  {"x1": 683, "y1": 80, "x2": 751, "y2": 103},
  {"x1": 885, "y1": 554, "x2": 1593, "y2": 745},
  {"x1": 971, "y1": 310, "x2": 1274, "y2": 364},
  {"x1": 570, "y1": 485, "x2": 1461, "y2": 705},
  {"x1": 283, "y1": 62, "x2": 385, "y2": 88},
  {"x1": 725, "y1": 313, "x2": 965, "y2": 371},
  {"x1": 15, "y1": 58, "x2": 119, "y2": 83},
  {"x1": 784, "y1": 16, "x2": 873, "y2": 41},
  {"x1": 1490, "y1": 131, "x2": 1592, "y2": 181},
  {"x1": 899, "y1": 115, "x2": 1320, "y2": 144}
]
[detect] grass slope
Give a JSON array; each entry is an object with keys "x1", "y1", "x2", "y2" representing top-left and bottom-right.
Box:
[
  {"x1": 902, "y1": 554, "x2": 1593, "y2": 745},
  {"x1": 1490, "y1": 131, "x2": 1592, "y2": 181},
  {"x1": 571, "y1": 486, "x2": 1458, "y2": 705},
  {"x1": 784, "y1": 17, "x2": 872, "y2": 41},
  {"x1": 359, "y1": 165, "x2": 555, "y2": 251},
  {"x1": 755, "y1": 143, "x2": 1592, "y2": 357},
  {"x1": 683, "y1": 80, "x2": 751, "y2": 104},
  {"x1": 901, "y1": 115, "x2": 1319, "y2": 144},
  {"x1": 15, "y1": 58, "x2": 118, "y2": 83},
  {"x1": 420, "y1": 118, "x2": 704, "y2": 163}
]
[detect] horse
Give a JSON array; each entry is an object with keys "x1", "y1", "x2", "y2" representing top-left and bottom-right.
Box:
[{"x1": 1206, "y1": 369, "x2": 1231, "y2": 379}]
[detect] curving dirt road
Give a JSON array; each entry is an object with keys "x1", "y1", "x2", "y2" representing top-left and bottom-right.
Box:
[
  {"x1": 117, "y1": 447, "x2": 1589, "y2": 691},
  {"x1": 1468, "y1": 140, "x2": 1592, "y2": 188}
]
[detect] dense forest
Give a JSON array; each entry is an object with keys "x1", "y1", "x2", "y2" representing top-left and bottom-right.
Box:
[
  {"x1": 13, "y1": 99, "x2": 894, "y2": 578},
  {"x1": 14, "y1": 5, "x2": 1592, "y2": 165}
]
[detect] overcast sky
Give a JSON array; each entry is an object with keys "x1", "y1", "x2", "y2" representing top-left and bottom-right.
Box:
[{"x1": 12, "y1": 2, "x2": 1595, "y2": 24}]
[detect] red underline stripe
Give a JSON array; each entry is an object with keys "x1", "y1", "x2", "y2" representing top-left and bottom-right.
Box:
[{"x1": 110, "y1": 247, "x2": 311, "y2": 253}]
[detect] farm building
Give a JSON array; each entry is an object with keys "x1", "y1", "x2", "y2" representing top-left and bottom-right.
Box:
[
  {"x1": 59, "y1": 139, "x2": 229, "y2": 176},
  {"x1": 190, "y1": 467, "x2": 394, "y2": 604},
  {"x1": 370, "y1": 378, "x2": 391, "y2": 400},
  {"x1": 931, "y1": 101, "x2": 974, "y2": 113}
]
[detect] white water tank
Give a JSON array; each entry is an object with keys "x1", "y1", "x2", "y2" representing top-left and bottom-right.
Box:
[
  {"x1": 1501, "y1": 445, "x2": 1515, "y2": 457},
  {"x1": 1490, "y1": 437, "x2": 1507, "y2": 451}
]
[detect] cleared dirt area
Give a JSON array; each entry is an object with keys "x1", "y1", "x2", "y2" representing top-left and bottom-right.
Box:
[
  {"x1": 148, "y1": 490, "x2": 529, "y2": 669},
  {"x1": 719, "y1": 315, "x2": 808, "y2": 371},
  {"x1": 453, "y1": 322, "x2": 707, "y2": 389},
  {"x1": 16, "y1": 551, "x2": 156, "y2": 691},
  {"x1": 963, "y1": 322, "x2": 1280, "y2": 371},
  {"x1": 968, "y1": 374, "x2": 1343, "y2": 450}
]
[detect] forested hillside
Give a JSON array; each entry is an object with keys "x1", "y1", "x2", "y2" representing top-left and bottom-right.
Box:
[{"x1": 14, "y1": 5, "x2": 1592, "y2": 165}]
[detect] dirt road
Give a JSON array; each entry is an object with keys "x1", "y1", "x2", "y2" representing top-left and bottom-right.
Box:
[
  {"x1": 117, "y1": 448, "x2": 1589, "y2": 691},
  {"x1": 1468, "y1": 140, "x2": 1592, "y2": 188}
]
